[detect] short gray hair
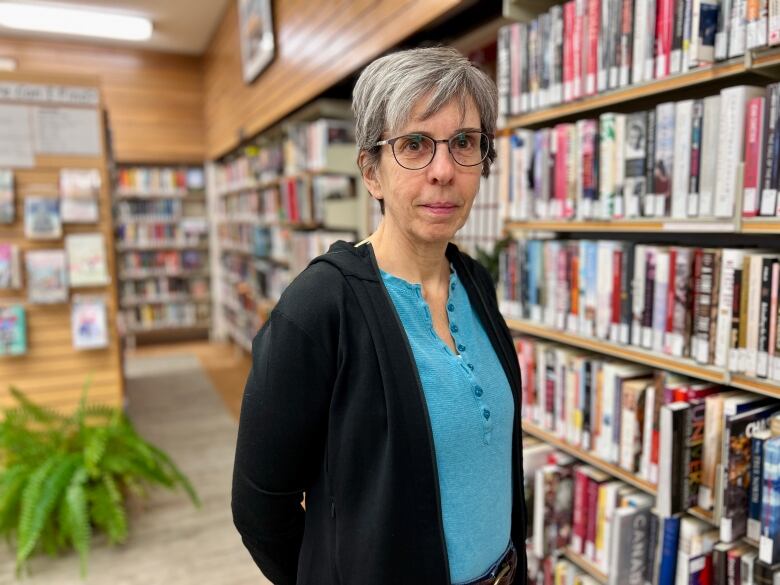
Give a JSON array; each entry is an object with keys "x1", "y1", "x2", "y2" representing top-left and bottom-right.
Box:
[{"x1": 352, "y1": 46, "x2": 498, "y2": 211}]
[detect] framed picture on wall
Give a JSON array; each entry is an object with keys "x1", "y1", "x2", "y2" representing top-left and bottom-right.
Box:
[{"x1": 238, "y1": 0, "x2": 275, "y2": 84}]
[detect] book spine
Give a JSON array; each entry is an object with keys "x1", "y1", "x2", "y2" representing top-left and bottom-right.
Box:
[
  {"x1": 688, "y1": 99, "x2": 705, "y2": 216},
  {"x1": 730, "y1": 0, "x2": 748, "y2": 56},
  {"x1": 683, "y1": 0, "x2": 695, "y2": 71},
  {"x1": 729, "y1": 266, "x2": 744, "y2": 372},
  {"x1": 657, "y1": 0, "x2": 675, "y2": 78},
  {"x1": 716, "y1": 249, "x2": 745, "y2": 368},
  {"x1": 757, "y1": 257, "x2": 775, "y2": 377},
  {"x1": 761, "y1": 84, "x2": 779, "y2": 216},
  {"x1": 748, "y1": 433, "x2": 768, "y2": 542},
  {"x1": 619, "y1": 0, "x2": 633, "y2": 86},
  {"x1": 672, "y1": 100, "x2": 694, "y2": 219},
  {"x1": 770, "y1": 262, "x2": 780, "y2": 381},
  {"x1": 759, "y1": 438, "x2": 780, "y2": 564},
  {"x1": 653, "y1": 250, "x2": 671, "y2": 353},
  {"x1": 642, "y1": 248, "x2": 657, "y2": 348},
  {"x1": 672, "y1": 0, "x2": 687, "y2": 73},
  {"x1": 655, "y1": 102, "x2": 676, "y2": 217},
  {"x1": 771, "y1": 0, "x2": 780, "y2": 44},
  {"x1": 743, "y1": 96, "x2": 767, "y2": 217}
]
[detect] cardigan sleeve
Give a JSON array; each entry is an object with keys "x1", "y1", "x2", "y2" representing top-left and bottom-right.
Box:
[{"x1": 232, "y1": 308, "x2": 335, "y2": 585}]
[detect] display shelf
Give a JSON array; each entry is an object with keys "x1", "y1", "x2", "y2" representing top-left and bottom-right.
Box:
[
  {"x1": 729, "y1": 374, "x2": 780, "y2": 399},
  {"x1": 522, "y1": 420, "x2": 657, "y2": 495},
  {"x1": 126, "y1": 321, "x2": 210, "y2": 333},
  {"x1": 119, "y1": 268, "x2": 209, "y2": 280},
  {"x1": 504, "y1": 219, "x2": 739, "y2": 233},
  {"x1": 503, "y1": 316, "x2": 729, "y2": 385},
  {"x1": 740, "y1": 218, "x2": 780, "y2": 233},
  {"x1": 562, "y1": 548, "x2": 608, "y2": 584},
  {"x1": 501, "y1": 56, "x2": 747, "y2": 130}
]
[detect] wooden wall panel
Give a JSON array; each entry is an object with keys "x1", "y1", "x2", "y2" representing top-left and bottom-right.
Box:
[
  {"x1": 0, "y1": 72, "x2": 123, "y2": 414},
  {"x1": 0, "y1": 37, "x2": 205, "y2": 164},
  {"x1": 203, "y1": 0, "x2": 466, "y2": 159}
]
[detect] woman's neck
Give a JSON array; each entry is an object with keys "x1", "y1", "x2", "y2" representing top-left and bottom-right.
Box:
[{"x1": 366, "y1": 219, "x2": 450, "y2": 290}]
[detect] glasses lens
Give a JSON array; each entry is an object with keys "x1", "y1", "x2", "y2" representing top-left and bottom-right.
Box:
[
  {"x1": 449, "y1": 132, "x2": 489, "y2": 166},
  {"x1": 392, "y1": 134, "x2": 435, "y2": 170}
]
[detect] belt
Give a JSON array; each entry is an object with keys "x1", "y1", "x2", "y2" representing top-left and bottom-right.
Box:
[{"x1": 459, "y1": 545, "x2": 518, "y2": 585}]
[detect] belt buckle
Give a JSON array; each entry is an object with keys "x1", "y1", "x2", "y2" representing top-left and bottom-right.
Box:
[{"x1": 491, "y1": 562, "x2": 511, "y2": 585}]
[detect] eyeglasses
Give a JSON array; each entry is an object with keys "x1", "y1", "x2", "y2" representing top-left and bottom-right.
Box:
[{"x1": 375, "y1": 131, "x2": 492, "y2": 170}]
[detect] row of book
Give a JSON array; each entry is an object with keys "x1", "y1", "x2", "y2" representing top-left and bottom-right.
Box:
[
  {"x1": 116, "y1": 166, "x2": 205, "y2": 195},
  {"x1": 454, "y1": 170, "x2": 504, "y2": 258},
  {"x1": 524, "y1": 438, "x2": 780, "y2": 584},
  {"x1": 514, "y1": 334, "x2": 780, "y2": 557},
  {"x1": 119, "y1": 250, "x2": 207, "y2": 275},
  {"x1": 0, "y1": 298, "x2": 109, "y2": 357},
  {"x1": 0, "y1": 236, "x2": 109, "y2": 300},
  {"x1": 115, "y1": 223, "x2": 208, "y2": 247},
  {"x1": 120, "y1": 277, "x2": 209, "y2": 304},
  {"x1": 496, "y1": 0, "x2": 776, "y2": 118},
  {"x1": 115, "y1": 198, "x2": 183, "y2": 222},
  {"x1": 218, "y1": 224, "x2": 290, "y2": 259},
  {"x1": 282, "y1": 119, "x2": 355, "y2": 174},
  {"x1": 497, "y1": 84, "x2": 780, "y2": 222},
  {"x1": 120, "y1": 301, "x2": 209, "y2": 331},
  {"x1": 499, "y1": 238, "x2": 780, "y2": 380},
  {"x1": 0, "y1": 170, "x2": 13, "y2": 223},
  {"x1": 217, "y1": 143, "x2": 285, "y2": 191}
]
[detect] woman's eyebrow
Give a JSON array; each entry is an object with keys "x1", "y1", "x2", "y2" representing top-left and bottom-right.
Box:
[{"x1": 400, "y1": 127, "x2": 482, "y2": 136}]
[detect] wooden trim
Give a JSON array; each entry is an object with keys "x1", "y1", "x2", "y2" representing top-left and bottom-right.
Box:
[
  {"x1": 504, "y1": 219, "x2": 739, "y2": 233},
  {"x1": 562, "y1": 548, "x2": 608, "y2": 584},
  {"x1": 504, "y1": 317, "x2": 729, "y2": 384},
  {"x1": 522, "y1": 421, "x2": 657, "y2": 495}
]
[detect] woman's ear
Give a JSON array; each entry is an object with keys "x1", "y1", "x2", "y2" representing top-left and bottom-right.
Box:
[{"x1": 358, "y1": 151, "x2": 383, "y2": 203}]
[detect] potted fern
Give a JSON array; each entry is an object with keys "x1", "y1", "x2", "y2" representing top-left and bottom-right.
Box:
[{"x1": 0, "y1": 379, "x2": 200, "y2": 578}]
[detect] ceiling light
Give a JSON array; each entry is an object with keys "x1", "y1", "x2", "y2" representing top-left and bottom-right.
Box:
[{"x1": 0, "y1": 3, "x2": 152, "y2": 41}]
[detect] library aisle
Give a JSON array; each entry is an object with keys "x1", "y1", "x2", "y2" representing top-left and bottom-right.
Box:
[{"x1": 0, "y1": 0, "x2": 779, "y2": 584}]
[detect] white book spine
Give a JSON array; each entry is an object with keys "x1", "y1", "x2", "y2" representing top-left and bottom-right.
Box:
[
  {"x1": 771, "y1": 0, "x2": 780, "y2": 44},
  {"x1": 715, "y1": 249, "x2": 745, "y2": 368},
  {"x1": 599, "y1": 365, "x2": 615, "y2": 462},
  {"x1": 596, "y1": 241, "x2": 614, "y2": 340},
  {"x1": 714, "y1": 86, "x2": 763, "y2": 219},
  {"x1": 730, "y1": 0, "x2": 748, "y2": 56},
  {"x1": 699, "y1": 95, "x2": 721, "y2": 217},
  {"x1": 690, "y1": 0, "x2": 703, "y2": 65},
  {"x1": 633, "y1": 0, "x2": 648, "y2": 83},
  {"x1": 614, "y1": 114, "x2": 626, "y2": 218},
  {"x1": 672, "y1": 100, "x2": 694, "y2": 219},
  {"x1": 640, "y1": 384, "x2": 656, "y2": 481},
  {"x1": 745, "y1": 255, "x2": 763, "y2": 377},
  {"x1": 646, "y1": 0, "x2": 657, "y2": 80},
  {"x1": 632, "y1": 244, "x2": 648, "y2": 348},
  {"x1": 652, "y1": 250, "x2": 670, "y2": 353}
]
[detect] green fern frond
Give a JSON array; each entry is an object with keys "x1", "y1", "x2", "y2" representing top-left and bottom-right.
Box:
[
  {"x1": 64, "y1": 469, "x2": 90, "y2": 578},
  {"x1": 0, "y1": 466, "x2": 30, "y2": 532},
  {"x1": 9, "y1": 388, "x2": 65, "y2": 426},
  {"x1": 89, "y1": 476, "x2": 127, "y2": 544},
  {"x1": 146, "y1": 443, "x2": 200, "y2": 507},
  {"x1": 83, "y1": 427, "x2": 109, "y2": 478},
  {"x1": 16, "y1": 455, "x2": 79, "y2": 571}
]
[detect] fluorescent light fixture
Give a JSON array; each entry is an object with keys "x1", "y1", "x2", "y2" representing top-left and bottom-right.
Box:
[{"x1": 0, "y1": 3, "x2": 153, "y2": 41}]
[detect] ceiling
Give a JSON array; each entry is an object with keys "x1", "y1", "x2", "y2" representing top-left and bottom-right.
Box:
[{"x1": 0, "y1": 0, "x2": 232, "y2": 54}]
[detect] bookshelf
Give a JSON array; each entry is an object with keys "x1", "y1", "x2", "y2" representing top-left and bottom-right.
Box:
[
  {"x1": 113, "y1": 164, "x2": 211, "y2": 347},
  {"x1": 0, "y1": 71, "x2": 123, "y2": 412},
  {"x1": 210, "y1": 99, "x2": 366, "y2": 353},
  {"x1": 496, "y1": 4, "x2": 780, "y2": 582}
]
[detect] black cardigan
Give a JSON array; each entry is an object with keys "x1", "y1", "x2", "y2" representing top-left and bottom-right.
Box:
[{"x1": 232, "y1": 241, "x2": 527, "y2": 585}]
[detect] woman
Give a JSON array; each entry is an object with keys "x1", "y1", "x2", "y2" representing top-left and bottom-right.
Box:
[{"x1": 232, "y1": 46, "x2": 527, "y2": 585}]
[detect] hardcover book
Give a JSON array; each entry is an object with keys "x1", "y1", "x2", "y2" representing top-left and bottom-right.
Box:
[
  {"x1": 24, "y1": 196, "x2": 62, "y2": 239},
  {"x1": 0, "y1": 169, "x2": 14, "y2": 224},
  {"x1": 0, "y1": 244, "x2": 21, "y2": 289},
  {"x1": 71, "y1": 297, "x2": 108, "y2": 350},
  {"x1": 0, "y1": 305, "x2": 26, "y2": 356},
  {"x1": 65, "y1": 233, "x2": 109, "y2": 287},
  {"x1": 25, "y1": 249, "x2": 68, "y2": 304}
]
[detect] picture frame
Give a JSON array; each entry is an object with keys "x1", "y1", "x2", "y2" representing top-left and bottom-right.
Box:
[{"x1": 237, "y1": 0, "x2": 275, "y2": 84}]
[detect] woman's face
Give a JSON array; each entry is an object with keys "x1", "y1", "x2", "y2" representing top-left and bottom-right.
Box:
[{"x1": 366, "y1": 94, "x2": 484, "y2": 246}]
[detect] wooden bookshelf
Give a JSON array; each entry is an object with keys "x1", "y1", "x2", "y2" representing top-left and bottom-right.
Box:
[
  {"x1": 562, "y1": 548, "x2": 608, "y2": 584},
  {"x1": 505, "y1": 219, "x2": 739, "y2": 233},
  {"x1": 740, "y1": 218, "x2": 780, "y2": 233},
  {"x1": 503, "y1": 316, "x2": 729, "y2": 384},
  {"x1": 522, "y1": 421, "x2": 657, "y2": 495},
  {"x1": 501, "y1": 57, "x2": 748, "y2": 130},
  {"x1": 729, "y1": 374, "x2": 780, "y2": 399},
  {"x1": 688, "y1": 506, "x2": 717, "y2": 527}
]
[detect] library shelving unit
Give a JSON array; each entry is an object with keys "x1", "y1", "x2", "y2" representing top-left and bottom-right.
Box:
[
  {"x1": 0, "y1": 71, "x2": 123, "y2": 412},
  {"x1": 113, "y1": 164, "x2": 211, "y2": 347},
  {"x1": 495, "y1": 12, "x2": 780, "y2": 583},
  {"x1": 209, "y1": 99, "x2": 365, "y2": 352}
]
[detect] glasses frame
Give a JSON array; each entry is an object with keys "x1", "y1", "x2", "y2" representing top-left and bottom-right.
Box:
[{"x1": 375, "y1": 131, "x2": 494, "y2": 171}]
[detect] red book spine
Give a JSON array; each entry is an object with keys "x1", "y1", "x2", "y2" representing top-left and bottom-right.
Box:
[
  {"x1": 665, "y1": 248, "x2": 678, "y2": 351},
  {"x1": 584, "y1": 478, "x2": 599, "y2": 560},
  {"x1": 556, "y1": 124, "x2": 569, "y2": 217},
  {"x1": 586, "y1": 0, "x2": 600, "y2": 95},
  {"x1": 742, "y1": 96, "x2": 766, "y2": 217},
  {"x1": 611, "y1": 249, "x2": 623, "y2": 333},
  {"x1": 571, "y1": 468, "x2": 589, "y2": 554},
  {"x1": 572, "y1": 0, "x2": 584, "y2": 99},
  {"x1": 564, "y1": 2, "x2": 575, "y2": 103},
  {"x1": 655, "y1": 0, "x2": 673, "y2": 78}
]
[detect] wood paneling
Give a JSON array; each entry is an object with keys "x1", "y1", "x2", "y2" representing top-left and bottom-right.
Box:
[
  {"x1": 0, "y1": 37, "x2": 205, "y2": 163},
  {"x1": 203, "y1": 0, "x2": 466, "y2": 159},
  {"x1": 0, "y1": 72, "x2": 123, "y2": 413}
]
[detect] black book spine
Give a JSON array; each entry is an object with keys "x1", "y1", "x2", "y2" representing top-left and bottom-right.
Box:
[{"x1": 645, "y1": 109, "x2": 657, "y2": 215}]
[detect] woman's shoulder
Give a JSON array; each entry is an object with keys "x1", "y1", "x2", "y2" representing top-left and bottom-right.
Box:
[{"x1": 272, "y1": 261, "x2": 346, "y2": 331}]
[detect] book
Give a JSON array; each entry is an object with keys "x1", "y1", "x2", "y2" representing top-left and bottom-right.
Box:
[
  {"x1": 760, "y1": 436, "x2": 780, "y2": 564},
  {"x1": 749, "y1": 429, "x2": 772, "y2": 542},
  {"x1": 0, "y1": 305, "x2": 26, "y2": 356},
  {"x1": 606, "y1": 502, "x2": 653, "y2": 585},
  {"x1": 71, "y1": 296, "x2": 108, "y2": 350},
  {"x1": 65, "y1": 233, "x2": 109, "y2": 287},
  {"x1": 25, "y1": 249, "x2": 68, "y2": 304},
  {"x1": 0, "y1": 169, "x2": 14, "y2": 224},
  {"x1": 0, "y1": 244, "x2": 21, "y2": 289},
  {"x1": 24, "y1": 196, "x2": 62, "y2": 239}
]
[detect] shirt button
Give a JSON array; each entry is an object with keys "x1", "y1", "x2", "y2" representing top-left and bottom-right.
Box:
[
  {"x1": 447, "y1": 303, "x2": 455, "y2": 312},
  {"x1": 451, "y1": 282, "x2": 456, "y2": 291},
  {"x1": 475, "y1": 386, "x2": 483, "y2": 397},
  {"x1": 450, "y1": 324, "x2": 458, "y2": 333},
  {"x1": 468, "y1": 363, "x2": 474, "y2": 370},
  {"x1": 458, "y1": 344, "x2": 466, "y2": 352},
  {"x1": 483, "y1": 409, "x2": 491, "y2": 420}
]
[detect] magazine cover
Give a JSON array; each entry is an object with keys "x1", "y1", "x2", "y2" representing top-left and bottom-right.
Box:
[
  {"x1": 0, "y1": 305, "x2": 26, "y2": 356},
  {"x1": 0, "y1": 169, "x2": 14, "y2": 224},
  {"x1": 24, "y1": 196, "x2": 62, "y2": 239},
  {"x1": 65, "y1": 233, "x2": 109, "y2": 287},
  {"x1": 0, "y1": 244, "x2": 21, "y2": 289},
  {"x1": 60, "y1": 168, "x2": 100, "y2": 223},
  {"x1": 25, "y1": 249, "x2": 68, "y2": 303},
  {"x1": 71, "y1": 297, "x2": 108, "y2": 350}
]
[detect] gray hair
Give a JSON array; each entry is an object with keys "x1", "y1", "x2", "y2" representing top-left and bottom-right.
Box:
[{"x1": 352, "y1": 46, "x2": 498, "y2": 212}]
